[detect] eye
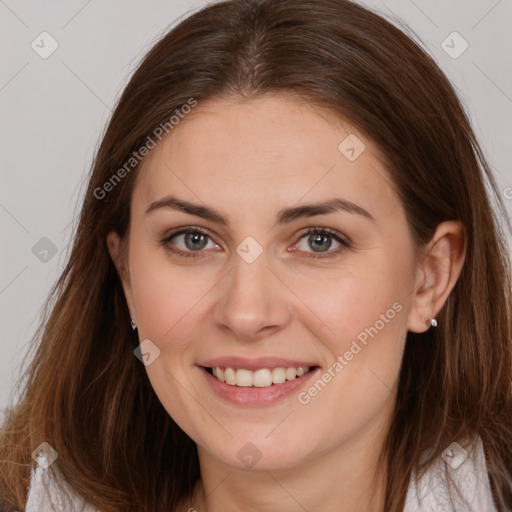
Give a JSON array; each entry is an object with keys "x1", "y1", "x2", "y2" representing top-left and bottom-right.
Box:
[
  {"x1": 292, "y1": 227, "x2": 350, "y2": 259},
  {"x1": 161, "y1": 227, "x2": 220, "y2": 259},
  {"x1": 161, "y1": 226, "x2": 350, "y2": 261}
]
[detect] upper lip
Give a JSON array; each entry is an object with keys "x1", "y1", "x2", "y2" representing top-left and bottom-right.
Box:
[{"x1": 199, "y1": 356, "x2": 318, "y2": 371}]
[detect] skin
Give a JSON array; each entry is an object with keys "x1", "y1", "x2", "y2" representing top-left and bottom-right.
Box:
[{"x1": 107, "y1": 94, "x2": 466, "y2": 512}]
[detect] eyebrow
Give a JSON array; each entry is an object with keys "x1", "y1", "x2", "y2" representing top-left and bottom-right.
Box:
[{"x1": 145, "y1": 195, "x2": 375, "y2": 225}]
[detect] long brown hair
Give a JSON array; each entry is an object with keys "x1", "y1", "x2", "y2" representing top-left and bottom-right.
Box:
[{"x1": 1, "y1": 0, "x2": 511, "y2": 510}]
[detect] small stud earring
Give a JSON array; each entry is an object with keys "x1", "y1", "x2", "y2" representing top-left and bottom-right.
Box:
[
  {"x1": 424, "y1": 317, "x2": 437, "y2": 328},
  {"x1": 130, "y1": 319, "x2": 137, "y2": 330}
]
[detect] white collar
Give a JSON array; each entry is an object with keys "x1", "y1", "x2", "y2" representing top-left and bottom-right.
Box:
[
  {"x1": 403, "y1": 436, "x2": 497, "y2": 511},
  {"x1": 26, "y1": 436, "x2": 497, "y2": 511}
]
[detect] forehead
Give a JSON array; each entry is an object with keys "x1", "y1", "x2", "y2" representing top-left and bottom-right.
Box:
[{"x1": 133, "y1": 94, "x2": 403, "y2": 225}]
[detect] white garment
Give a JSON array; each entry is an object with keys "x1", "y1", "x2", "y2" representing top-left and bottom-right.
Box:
[
  {"x1": 24, "y1": 453, "x2": 99, "y2": 512},
  {"x1": 403, "y1": 436, "x2": 499, "y2": 512},
  {"x1": 25, "y1": 437, "x2": 499, "y2": 512}
]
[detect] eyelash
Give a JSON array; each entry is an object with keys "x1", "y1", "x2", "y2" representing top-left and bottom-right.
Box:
[{"x1": 161, "y1": 226, "x2": 350, "y2": 261}]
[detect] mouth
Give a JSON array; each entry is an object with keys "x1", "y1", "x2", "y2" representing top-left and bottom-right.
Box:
[
  {"x1": 202, "y1": 365, "x2": 319, "y2": 388},
  {"x1": 197, "y1": 356, "x2": 321, "y2": 405}
]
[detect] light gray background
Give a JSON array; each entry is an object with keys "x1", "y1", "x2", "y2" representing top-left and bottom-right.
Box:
[{"x1": 1, "y1": 0, "x2": 511, "y2": 418}]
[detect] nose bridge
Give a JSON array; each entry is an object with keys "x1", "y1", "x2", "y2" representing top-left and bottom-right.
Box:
[{"x1": 214, "y1": 241, "x2": 291, "y2": 339}]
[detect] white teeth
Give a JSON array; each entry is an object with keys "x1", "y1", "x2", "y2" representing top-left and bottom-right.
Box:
[
  {"x1": 285, "y1": 367, "x2": 297, "y2": 380},
  {"x1": 236, "y1": 369, "x2": 253, "y2": 387},
  {"x1": 253, "y1": 369, "x2": 273, "y2": 387},
  {"x1": 271, "y1": 367, "x2": 286, "y2": 384},
  {"x1": 210, "y1": 366, "x2": 311, "y2": 387},
  {"x1": 224, "y1": 367, "x2": 236, "y2": 385}
]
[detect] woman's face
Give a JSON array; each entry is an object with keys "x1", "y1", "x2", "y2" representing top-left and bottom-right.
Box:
[{"x1": 110, "y1": 94, "x2": 423, "y2": 471}]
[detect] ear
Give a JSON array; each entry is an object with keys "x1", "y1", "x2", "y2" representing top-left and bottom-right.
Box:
[
  {"x1": 407, "y1": 221, "x2": 467, "y2": 333},
  {"x1": 107, "y1": 231, "x2": 137, "y2": 323}
]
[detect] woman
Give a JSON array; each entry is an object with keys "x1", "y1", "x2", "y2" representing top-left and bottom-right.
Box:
[{"x1": 1, "y1": 0, "x2": 511, "y2": 510}]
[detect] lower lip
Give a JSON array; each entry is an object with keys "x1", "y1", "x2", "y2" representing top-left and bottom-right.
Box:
[{"x1": 199, "y1": 366, "x2": 320, "y2": 406}]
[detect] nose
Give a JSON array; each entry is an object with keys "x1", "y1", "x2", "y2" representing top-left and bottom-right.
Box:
[{"x1": 213, "y1": 248, "x2": 292, "y2": 342}]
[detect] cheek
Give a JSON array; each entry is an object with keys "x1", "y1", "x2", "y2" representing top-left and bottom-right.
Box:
[
  {"x1": 128, "y1": 253, "x2": 214, "y2": 437},
  {"x1": 293, "y1": 260, "x2": 408, "y2": 409},
  {"x1": 129, "y1": 249, "x2": 217, "y2": 343},
  {"x1": 294, "y1": 260, "x2": 406, "y2": 352},
  {"x1": 294, "y1": 281, "x2": 406, "y2": 446}
]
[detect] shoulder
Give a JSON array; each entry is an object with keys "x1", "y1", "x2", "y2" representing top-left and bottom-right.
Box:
[
  {"x1": 403, "y1": 435, "x2": 498, "y2": 512},
  {"x1": 25, "y1": 453, "x2": 99, "y2": 512},
  {"x1": 25, "y1": 453, "x2": 194, "y2": 512}
]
